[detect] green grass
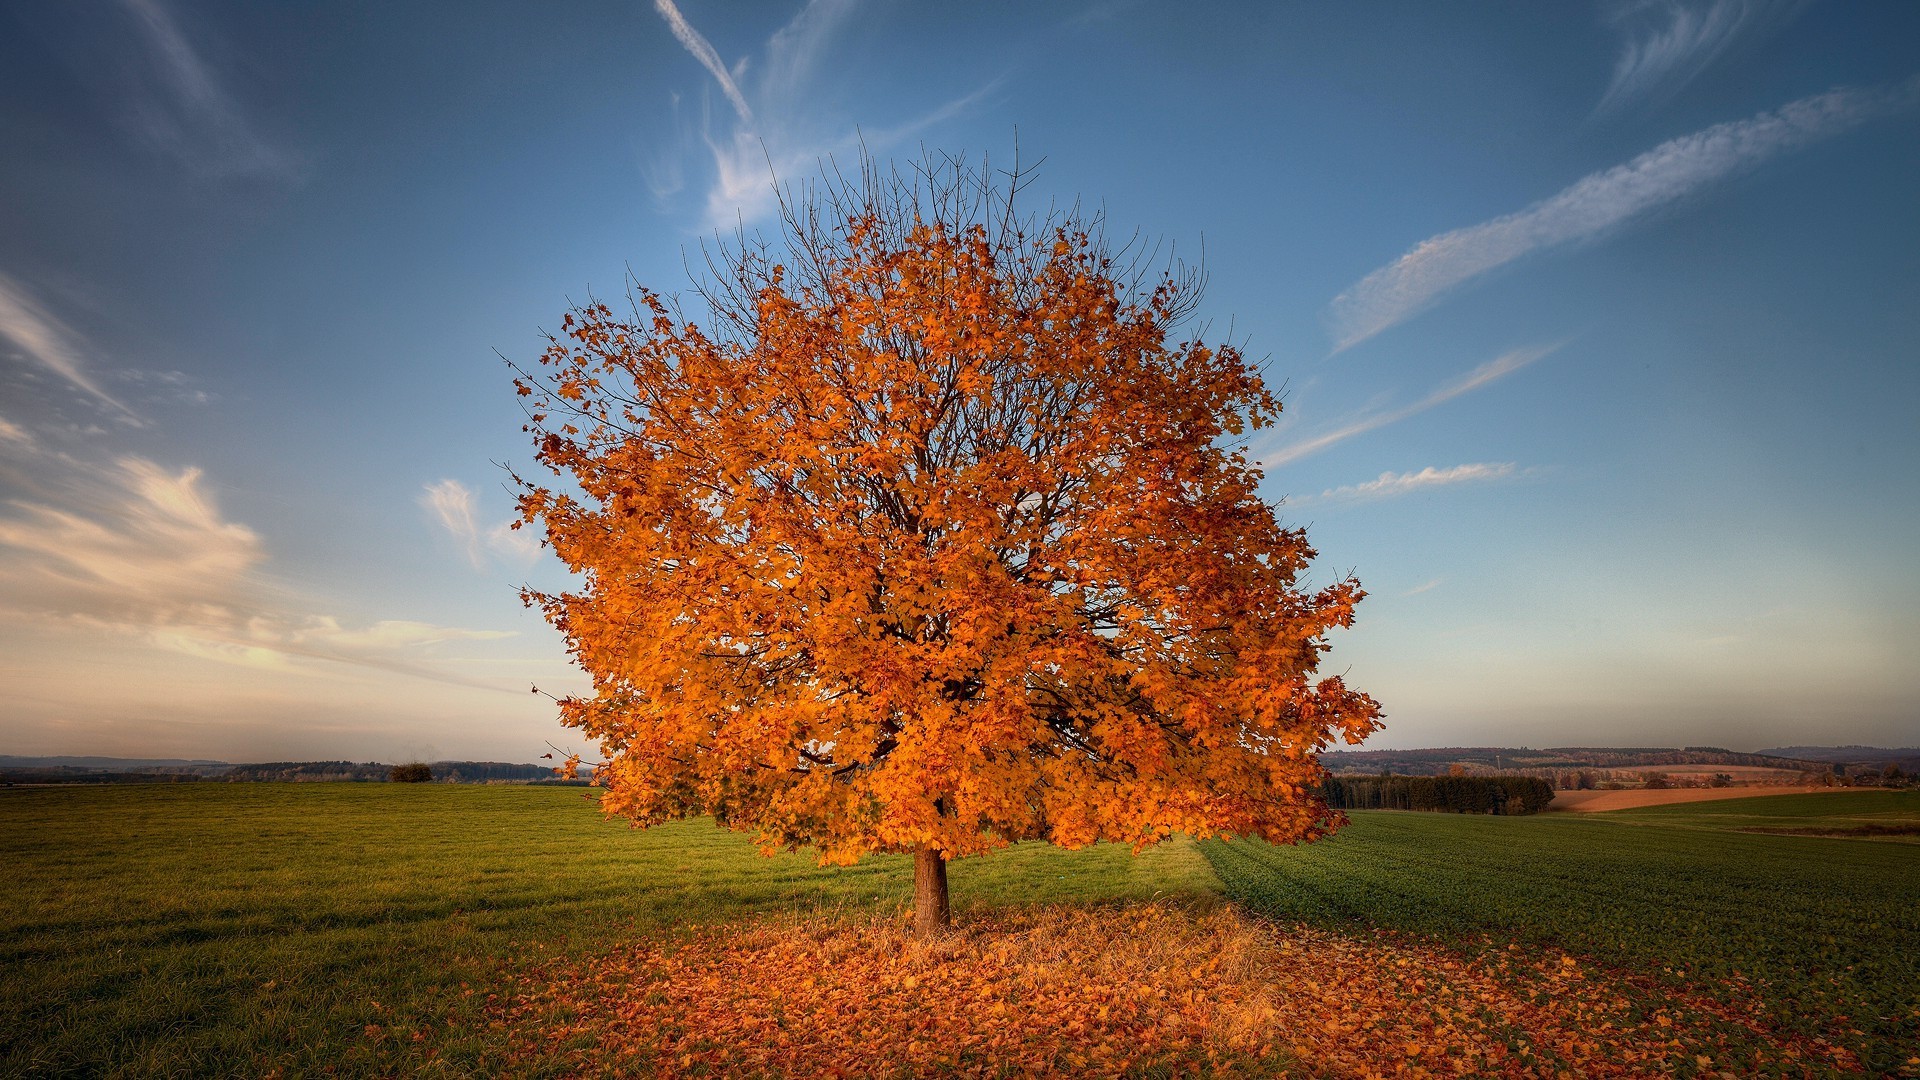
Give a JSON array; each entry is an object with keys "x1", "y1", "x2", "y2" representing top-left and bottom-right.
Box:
[
  {"x1": 1200, "y1": 791, "x2": 1920, "y2": 1075},
  {"x1": 11, "y1": 784, "x2": 1916, "y2": 1076},
  {"x1": 1609, "y1": 790, "x2": 1920, "y2": 841},
  {"x1": 0, "y1": 783, "x2": 1218, "y2": 1077}
]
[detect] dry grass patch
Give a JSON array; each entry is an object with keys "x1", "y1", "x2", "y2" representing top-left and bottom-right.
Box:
[{"x1": 483, "y1": 901, "x2": 1841, "y2": 1078}]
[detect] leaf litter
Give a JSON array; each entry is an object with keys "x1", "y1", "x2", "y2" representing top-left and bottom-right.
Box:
[{"x1": 474, "y1": 900, "x2": 1855, "y2": 1077}]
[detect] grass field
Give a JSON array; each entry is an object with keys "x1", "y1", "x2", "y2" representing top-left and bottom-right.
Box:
[
  {"x1": 1202, "y1": 791, "x2": 1920, "y2": 1075},
  {"x1": 0, "y1": 784, "x2": 1213, "y2": 1077},
  {"x1": 1610, "y1": 789, "x2": 1920, "y2": 840},
  {"x1": 4, "y1": 784, "x2": 1916, "y2": 1076},
  {"x1": 1547, "y1": 784, "x2": 1839, "y2": 812}
]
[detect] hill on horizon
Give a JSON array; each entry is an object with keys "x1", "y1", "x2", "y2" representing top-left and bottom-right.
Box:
[
  {"x1": 0, "y1": 756, "x2": 574, "y2": 785},
  {"x1": 7, "y1": 746, "x2": 1913, "y2": 785},
  {"x1": 1757, "y1": 746, "x2": 1920, "y2": 771}
]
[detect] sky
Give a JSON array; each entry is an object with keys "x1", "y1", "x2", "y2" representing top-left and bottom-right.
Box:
[{"x1": 1, "y1": 0, "x2": 1915, "y2": 762}]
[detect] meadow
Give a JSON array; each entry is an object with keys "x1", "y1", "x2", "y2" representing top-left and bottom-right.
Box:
[
  {"x1": 1204, "y1": 792, "x2": 1920, "y2": 1075},
  {"x1": 2, "y1": 784, "x2": 1915, "y2": 1076},
  {"x1": 0, "y1": 784, "x2": 1212, "y2": 1077}
]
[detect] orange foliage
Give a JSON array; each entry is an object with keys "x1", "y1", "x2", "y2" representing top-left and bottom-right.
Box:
[
  {"x1": 513, "y1": 157, "x2": 1381, "y2": 870},
  {"x1": 485, "y1": 903, "x2": 1841, "y2": 1078}
]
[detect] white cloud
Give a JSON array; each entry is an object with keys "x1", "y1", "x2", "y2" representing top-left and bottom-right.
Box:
[
  {"x1": 1306, "y1": 462, "x2": 1518, "y2": 505},
  {"x1": 0, "y1": 415, "x2": 32, "y2": 446},
  {"x1": 296, "y1": 618, "x2": 513, "y2": 651},
  {"x1": 487, "y1": 520, "x2": 543, "y2": 563},
  {"x1": 423, "y1": 478, "x2": 541, "y2": 570},
  {"x1": 653, "y1": 0, "x2": 755, "y2": 124},
  {"x1": 1259, "y1": 343, "x2": 1559, "y2": 467},
  {"x1": 118, "y1": 0, "x2": 294, "y2": 179},
  {"x1": 1595, "y1": 0, "x2": 1798, "y2": 116},
  {"x1": 423, "y1": 478, "x2": 484, "y2": 569},
  {"x1": 0, "y1": 458, "x2": 261, "y2": 610},
  {"x1": 0, "y1": 456, "x2": 516, "y2": 690},
  {"x1": 645, "y1": 0, "x2": 992, "y2": 228},
  {"x1": 1404, "y1": 579, "x2": 1443, "y2": 596},
  {"x1": 0, "y1": 273, "x2": 137, "y2": 420},
  {"x1": 1329, "y1": 79, "x2": 1920, "y2": 351},
  {"x1": 760, "y1": 0, "x2": 856, "y2": 107}
]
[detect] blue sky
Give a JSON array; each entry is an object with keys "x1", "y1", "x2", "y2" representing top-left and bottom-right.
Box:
[{"x1": 1, "y1": 0, "x2": 1915, "y2": 761}]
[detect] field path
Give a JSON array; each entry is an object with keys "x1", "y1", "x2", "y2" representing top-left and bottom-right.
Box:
[{"x1": 1549, "y1": 785, "x2": 1844, "y2": 812}]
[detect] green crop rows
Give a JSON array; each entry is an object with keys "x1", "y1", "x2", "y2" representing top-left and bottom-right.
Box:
[{"x1": 1201, "y1": 792, "x2": 1920, "y2": 1075}]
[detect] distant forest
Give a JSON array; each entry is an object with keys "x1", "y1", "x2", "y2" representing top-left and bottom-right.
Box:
[
  {"x1": 1321, "y1": 746, "x2": 1814, "y2": 774},
  {"x1": 0, "y1": 758, "x2": 580, "y2": 786},
  {"x1": 1318, "y1": 745, "x2": 1919, "y2": 788},
  {"x1": 219, "y1": 761, "x2": 563, "y2": 783},
  {"x1": 1321, "y1": 775, "x2": 1555, "y2": 815}
]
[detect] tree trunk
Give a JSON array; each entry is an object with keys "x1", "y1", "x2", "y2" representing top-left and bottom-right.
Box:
[{"x1": 913, "y1": 844, "x2": 950, "y2": 937}]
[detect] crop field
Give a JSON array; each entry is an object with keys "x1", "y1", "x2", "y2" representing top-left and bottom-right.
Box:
[
  {"x1": 1610, "y1": 789, "x2": 1920, "y2": 839},
  {"x1": 1202, "y1": 791, "x2": 1920, "y2": 1075},
  {"x1": 4, "y1": 784, "x2": 1916, "y2": 1076}
]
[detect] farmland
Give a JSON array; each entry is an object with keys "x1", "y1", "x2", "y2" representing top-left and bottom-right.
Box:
[
  {"x1": 3, "y1": 784, "x2": 1916, "y2": 1076},
  {"x1": 1203, "y1": 791, "x2": 1920, "y2": 1075},
  {"x1": 1610, "y1": 789, "x2": 1920, "y2": 839},
  {"x1": 1548, "y1": 784, "x2": 1841, "y2": 812}
]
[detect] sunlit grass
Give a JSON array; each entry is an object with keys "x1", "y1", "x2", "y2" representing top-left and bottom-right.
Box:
[
  {"x1": 0, "y1": 783, "x2": 1217, "y2": 1076},
  {"x1": 8, "y1": 785, "x2": 1916, "y2": 1075},
  {"x1": 1202, "y1": 793, "x2": 1920, "y2": 1075}
]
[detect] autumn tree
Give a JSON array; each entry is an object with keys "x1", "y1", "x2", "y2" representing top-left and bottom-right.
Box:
[{"x1": 512, "y1": 155, "x2": 1381, "y2": 935}]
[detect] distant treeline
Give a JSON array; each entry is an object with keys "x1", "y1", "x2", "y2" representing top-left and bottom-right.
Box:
[
  {"x1": 1320, "y1": 745, "x2": 1828, "y2": 778},
  {"x1": 0, "y1": 767, "x2": 209, "y2": 786},
  {"x1": 4, "y1": 760, "x2": 580, "y2": 786},
  {"x1": 223, "y1": 761, "x2": 390, "y2": 782},
  {"x1": 220, "y1": 761, "x2": 565, "y2": 783},
  {"x1": 1322, "y1": 774, "x2": 1555, "y2": 815},
  {"x1": 431, "y1": 761, "x2": 562, "y2": 783}
]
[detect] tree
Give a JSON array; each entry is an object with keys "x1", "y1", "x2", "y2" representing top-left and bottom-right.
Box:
[
  {"x1": 390, "y1": 762, "x2": 433, "y2": 783},
  {"x1": 511, "y1": 155, "x2": 1382, "y2": 935}
]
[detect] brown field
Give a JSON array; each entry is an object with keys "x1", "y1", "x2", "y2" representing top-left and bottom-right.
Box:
[
  {"x1": 1549, "y1": 786, "x2": 1841, "y2": 812},
  {"x1": 1632, "y1": 764, "x2": 1807, "y2": 780},
  {"x1": 1638, "y1": 764, "x2": 1803, "y2": 775}
]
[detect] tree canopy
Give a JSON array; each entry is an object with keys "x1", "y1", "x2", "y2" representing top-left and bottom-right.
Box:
[{"x1": 512, "y1": 156, "x2": 1381, "y2": 931}]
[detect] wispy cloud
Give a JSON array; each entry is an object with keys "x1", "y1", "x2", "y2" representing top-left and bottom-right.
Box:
[
  {"x1": 0, "y1": 458, "x2": 261, "y2": 603},
  {"x1": 1329, "y1": 80, "x2": 1920, "y2": 351},
  {"x1": 118, "y1": 0, "x2": 293, "y2": 179},
  {"x1": 653, "y1": 0, "x2": 754, "y2": 124},
  {"x1": 1260, "y1": 343, "x2": 1559, "y2": 468},
  {"x1": 645, "y1": 0, "x2": 992, "y2": 227},
  {"x1": 1596, "y1": 0, "x2": 1799, "y2": 116},
  {"x1": 0, "y1": 455, "x2": 514, "y2": 690},
  {"x1": 1304, "y1": 462, "x2": 1519, "y2": 505},
  {"x1": 423, "y1": 478, "x2": 484, "y2": 568},
  {"x1": 760, "y1": 0, "x2": 856, "y2": 107},
  {"x1": 1404, "y1": 579, "x2": 1443, "y2": 596},
  {"x1": 0, "y1": 273, "x2": 137, "y2": 421},
  {"x1": 423, "y1": 479, "x2": 540, "y2": 571}
]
